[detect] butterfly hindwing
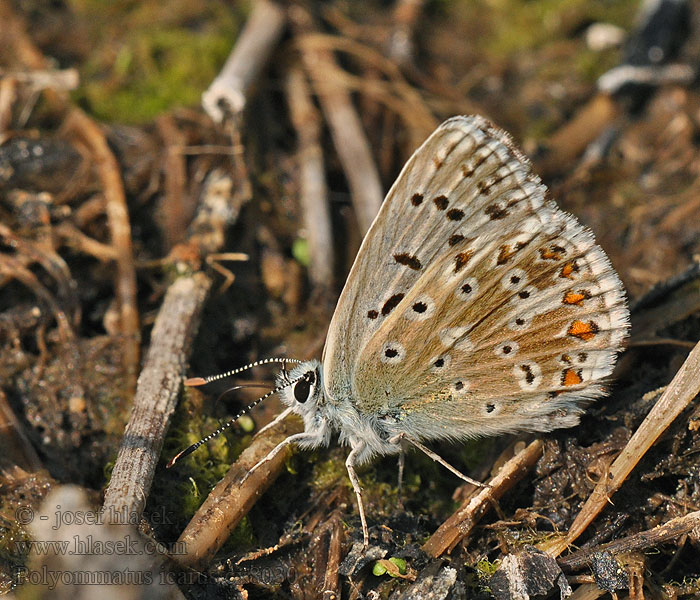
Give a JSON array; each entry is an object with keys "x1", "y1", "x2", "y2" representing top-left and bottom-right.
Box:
[{"x1": 322, "y1": 116, "x2": 629, "y2": 442}]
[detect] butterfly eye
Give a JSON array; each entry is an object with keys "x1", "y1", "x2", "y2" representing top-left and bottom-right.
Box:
[{"x1": 294, "y1": 371, "x2": 316, "y2": 403}]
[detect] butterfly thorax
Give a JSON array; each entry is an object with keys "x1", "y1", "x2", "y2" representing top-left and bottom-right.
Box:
[{"x1": 278, "y1": 360, "x2": 405, "y2": 464}]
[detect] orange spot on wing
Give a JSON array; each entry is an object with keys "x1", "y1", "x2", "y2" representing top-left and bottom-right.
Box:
[
  {"x1": 563, "y1": 290, "x2": 590, "y2": 306},
  {"x1": 454, "y1": 251, "x2": 474, "y2": 273},
  {"x1": 497, "y1": 244, "x2": 515, "y2": 265},
  {"x1": 560, "y1": 261, "x2": 579, "y2": 279},
  {"x1": 568, "y1": 320, "x2": 599, "y2": 341},
  {"x1": 539, "y1": 245, "x2": 566, "y2": 261},
  {"x1": 562, "y1": 368, "x2": 583, "y2": 386}
]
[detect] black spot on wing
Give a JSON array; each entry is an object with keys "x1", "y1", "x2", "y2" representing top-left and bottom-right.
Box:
[
  {"x1": 394, "y1": 253, "x2": 422, "y2": 270},
  {"x1": 382, "y1": 293, "x2": 405, "y2": 316}
]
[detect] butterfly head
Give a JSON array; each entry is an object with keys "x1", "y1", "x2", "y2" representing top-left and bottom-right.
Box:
[{"x1": 278, "y1": 359, "x2": 325, "y2": 420}]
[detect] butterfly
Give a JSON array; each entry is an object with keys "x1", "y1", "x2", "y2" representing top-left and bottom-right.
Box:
[{"x1": 172, "y1": 115, "x2": 630, "y2": 547}]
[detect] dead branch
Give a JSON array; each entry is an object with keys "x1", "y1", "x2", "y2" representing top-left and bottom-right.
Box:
[
  {"x1": 64, "y1": 109, "x2": 141, "y2": 391},
  {"x1": 422, "y1": 439, "x2": 544, "y2": 557},
  {"x1": 201, "y1": 0, "x2": 287, "y2": 123},
  {"x1": 559, "y1": 510, "x2": 700, "y2": 571},
  {"x1": 291, "y1": 6, "x2": 383, "y2": 234},
  {"x1": 542, "y1": 341, "x2": 700, "y2": 557},
  {"x1": 285, "y1": 65, "x2": 334, "y2": 291},
  {"x1": 101, "y1": 272, "x2": 212, "y2": 523}
]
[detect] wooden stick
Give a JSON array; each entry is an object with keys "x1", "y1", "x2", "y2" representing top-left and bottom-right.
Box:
[
  {"x1": 541, "y1": 341, "x2": 700, "y2": 557},
  {"x1": 103, "y1": 168, "x2": 248, "y2": 525},
  {"x1": 172, "y1": 415, "x2": 304, "y2": 568},
  {"x1": 558, "y1": 510, "x2": 700, "y2": 571},
  {"x1": 285, "y1": 65, "x2": 334, "y2": 291},
  {"x1": 422, "y1": 439, "x2": 544, "y2": 557},
  {"x1": 101, "y1": 272, "x2": 212, "y2": 522},
  {"x1": 291, "y1": 6, "x2": 383, "y2": 234},
  {"x1": 202, "y1": 0, "x2": 287, "y2": 123}
]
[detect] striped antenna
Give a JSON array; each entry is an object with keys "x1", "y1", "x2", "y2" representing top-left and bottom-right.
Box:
[
  {"x1": 167, "y1": 369, "x2": 308, "y2": 469},
  {"x1": 184, "y1": 357, "x2": 303, "y2": 387}
]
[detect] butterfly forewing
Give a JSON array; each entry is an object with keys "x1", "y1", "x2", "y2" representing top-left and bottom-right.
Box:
[{"x1": 322, "y1": 116, "x2": 629, "y2": 441}]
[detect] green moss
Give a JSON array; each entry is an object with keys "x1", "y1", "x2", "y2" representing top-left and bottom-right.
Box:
[
  {"x1": 574, "y1": 48, "x2": 619, "y2": 82},
  {"x1": 310, "y1": 456, "x2": 350, "y2": 491},
  {"x1": 149, "y1": 386, "x2": 244, "y2": 537},
  {"x1": 69, "y1": 0, "x2": 245, "y2": 123},
  {"x1": 472, "y1": 0, "x2": 638, "y2": 58},
  {"x1": 475, "y1": 558, "x2": 500, "y2": 578}
]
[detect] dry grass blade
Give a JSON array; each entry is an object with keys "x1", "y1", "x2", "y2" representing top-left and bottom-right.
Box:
[
  {"x1": 541, "y1": 340, "x2": 700, "y2": 557},
  {"x1": 291, "y1": 7, "x2": 383, "y2": 234}
]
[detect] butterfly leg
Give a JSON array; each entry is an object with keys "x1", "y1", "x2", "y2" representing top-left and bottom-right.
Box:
[
  {"x1": 345, "y1": 442, "x2": 370, "y2": 547},
  {"x1": 240, "y1": 431, "x2": 319, "y2": 485},
  {"x1": 254, "y1": 406, "x2": 294, "y2": 437},
  {"x1": 388, "y1": 433, "x2": 488, "y2": 488},
  {"x1": 397, "y1": 447, "x2": 406, "y2": 508}
]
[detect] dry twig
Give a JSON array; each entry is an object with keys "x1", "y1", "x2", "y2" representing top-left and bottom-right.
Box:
[
  {"x1": 285, "y1": 65, "x2": 334, "y2": 291},
  {"x1": 423, "y1": 439, "x2": 544, "y2": 557},
  {"x1": 101, "y1": 273, "x2": 212, "y2": 523},
  {"x1": 291, "y1": 7, "x2": 383, "y2": 234},
  {"x1": 201, "y1": 0, "x2": 287, "y2": 123}
]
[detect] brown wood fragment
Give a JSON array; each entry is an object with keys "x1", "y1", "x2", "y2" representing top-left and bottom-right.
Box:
[{"x1": 173, "y1": 414, "x2": 304, "y2": 568}]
